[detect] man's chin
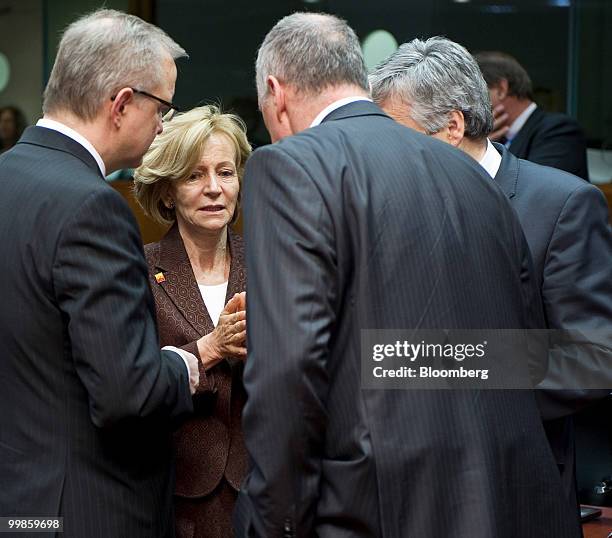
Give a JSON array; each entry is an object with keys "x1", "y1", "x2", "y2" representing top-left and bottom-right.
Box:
[{"x1": 122, "y1": 155, "x2": 144, "y2": 171}]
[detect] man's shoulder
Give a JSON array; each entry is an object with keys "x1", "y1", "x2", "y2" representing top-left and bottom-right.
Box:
[
  {"x1": 4, "y1": 138, "x2": 106, "y2": 193},
  {"x1": 517, "y1": 157, "x2": 592, "y2": 198},
  {"x1": 52, "y1": 173, "x2": 123, "y2": 219},
  {"x1": 247, "y1": 130, "x2": 343, "y2": 178},
  {"x1": 530, "y1": 109, "x2": 583, "y2": 135},
  {"x1": 509, "y1": 157, "x2": 605, "y2": 230},
  {"x1": 0, "y1": 140, "x2": 122, "y2": 229},
  {"x1": 251, "y1": 121, "x2": 494, "y2": 205}
]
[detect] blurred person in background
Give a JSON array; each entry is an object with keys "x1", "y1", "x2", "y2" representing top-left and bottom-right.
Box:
[
  {"x1": 475, "y1": 51, "x2": 589, "y2": 181},
  {"x1": 134, "y1": 104, "x2": 251, "y2": 538},
  {"x1": 0, "y1": 105, "x2": 27, "y2": 153}
]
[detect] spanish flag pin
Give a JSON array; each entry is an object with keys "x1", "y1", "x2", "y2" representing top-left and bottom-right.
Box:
[{"x1": 155, "y1": 272, "x2": 166, "y2": 284}]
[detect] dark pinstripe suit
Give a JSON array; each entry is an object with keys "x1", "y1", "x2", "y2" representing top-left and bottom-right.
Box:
[
  {"x1": 0, "y1": 127, "x2": 193, "y2": 537},
  {"x1": 234, "y1": 102, "x2": 581, "y2": 537}
]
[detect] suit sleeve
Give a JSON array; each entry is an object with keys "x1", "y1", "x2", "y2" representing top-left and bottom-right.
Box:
[
  {"x1": 237, "y1": 145, "x2": 336, "y2": 537},
  {"x1": 537, "y1": 184, "x2": 612, "y2": 418},
  {"x1": 525, "y1": 118, "x2": 588, "y2": 179},
  {"x1": 53, "y1": 187, "x2": 193, "y2": 427}
]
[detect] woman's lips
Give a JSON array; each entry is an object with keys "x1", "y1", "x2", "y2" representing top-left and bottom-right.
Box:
[{"x1": 201, "y1": 205, "x2": 224, "y2": 212}]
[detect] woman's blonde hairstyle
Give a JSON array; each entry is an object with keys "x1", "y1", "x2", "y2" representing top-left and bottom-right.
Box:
[{"x1": 133, "y1": 105, "x2": 251, "y2": 226}]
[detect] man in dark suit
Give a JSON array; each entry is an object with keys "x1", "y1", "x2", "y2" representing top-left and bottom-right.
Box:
[
  {"x1": 370, "y1": 36, "x2": 612, "y2": 529},
  {"x1": 0, "y1": 10, "x2": 201, "y2": 538},
  {"x1": 235, "y1": 14, "x2": 580, "y2": 538},
  {"x1": 474, "y1": 50, "x2": 589, "y2": 181}
]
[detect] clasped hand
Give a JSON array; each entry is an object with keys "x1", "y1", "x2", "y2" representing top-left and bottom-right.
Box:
[
  {"x1": 197, "y1": 292, "x2": 247, "y2": 370},
  {"x1": 211, "y1": 292, "x2": 247, "y2": 359}
]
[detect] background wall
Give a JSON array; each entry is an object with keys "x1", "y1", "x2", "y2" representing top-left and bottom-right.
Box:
[
  {"x1": 43, "y1": 0, "x2": 131, "y2": 82},
  {"x1": 0, "y1": 0, "x2": 128, "y2": 123},
  {"x1": 0, "y1": 0, "x2": 43, "y2": 124},
  {"x1": 577, "y1": 0, "x2": 612, "y2": 146}
]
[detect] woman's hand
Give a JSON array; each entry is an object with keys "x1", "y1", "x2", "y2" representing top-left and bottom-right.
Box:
[
  {"x1": 213, "y1": 293, "x2": 247, "y2": 359},
  {"x1": 197, "y1": 293, "x2": 247, "y2": 369}
]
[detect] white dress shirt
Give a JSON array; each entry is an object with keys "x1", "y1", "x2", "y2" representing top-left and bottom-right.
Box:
[
  {"x1": 478, "y1": 139, "x2": 503, "y2": 179},
  {"x1": 505, "y1": 102, "x2": 537, "y2": 146}
]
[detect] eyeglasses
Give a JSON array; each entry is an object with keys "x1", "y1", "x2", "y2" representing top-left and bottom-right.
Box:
[{"x1": 111, "y1": 87, "x2": 180, "y2": 121}]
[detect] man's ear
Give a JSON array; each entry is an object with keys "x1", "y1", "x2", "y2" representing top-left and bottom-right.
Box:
[
  {"x1": 444, "y1": 110, "x2": 466, "y2": 147},
  {"x1": 267, "y1": 75, "x2": 286, "y2": 122},
  {"x1": 110, "y1": 87, "x2": 133, "y2": 128}
]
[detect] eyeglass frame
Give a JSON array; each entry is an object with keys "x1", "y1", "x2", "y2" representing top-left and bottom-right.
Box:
[{"x1": 110, "y1": 87, "x2": 180, "y2": 120}]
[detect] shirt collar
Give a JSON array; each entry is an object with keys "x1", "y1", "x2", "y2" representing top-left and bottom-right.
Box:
[
  {"x1": 310, "y1": 96, "x2": 373, "y2": 128},
  {"x1": 36, "y1": 118, "x2": 106, "y2": 177},
  {"x1": 478, "y1": 139, "x2": 503, "y2": 179},
  {"x1": 506, "y1": 102, "x2": 537, "y2": 143}
]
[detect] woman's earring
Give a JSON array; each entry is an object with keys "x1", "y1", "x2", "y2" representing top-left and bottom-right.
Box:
[{"x1": 167, "y1": 200, "x2": 175, "y2": 209}]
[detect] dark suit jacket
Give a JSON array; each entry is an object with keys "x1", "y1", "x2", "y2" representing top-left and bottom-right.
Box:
[
  {"x1": 0, "y1": 126, "x2": 193, "y2": 538},
  {"x1": 144, "y1": 225, "x2": 248, "y2": 525},
  {"x1": 235, "y1": 101, "x2": 580, "y2": 538},
  {"x1": 509, "y1": 107, "x2": 589, "y2": 181},
  {"x1": 492, "y1": 143, "x2": 612, "y2": 510}
]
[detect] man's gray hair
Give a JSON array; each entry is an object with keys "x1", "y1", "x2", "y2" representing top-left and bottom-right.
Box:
[
  {"x1": 369, "y1": 37, "x2": 493, "y2": 139},
  {"x1": 43, "y1": 9, "x2": 187, "y2": 121},
  {"x1": 255, "y1": 12, "x2": 369, "y2": 101}
]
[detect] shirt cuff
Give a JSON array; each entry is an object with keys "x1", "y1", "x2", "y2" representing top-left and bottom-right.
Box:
[{"x1": 162, "y1": 345, "x2": 196, "y2": 379}]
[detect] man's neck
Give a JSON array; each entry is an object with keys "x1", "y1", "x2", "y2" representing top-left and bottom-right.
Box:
[
  {"x1": 287, "y1": 84, "x2": 369, "y2": 133},
  {"x1": 460, "y1": 137, "x2": 502, "y2": 179},
  {"x1": 458, "y1": 137, "x2": 488, "y2": 162}
]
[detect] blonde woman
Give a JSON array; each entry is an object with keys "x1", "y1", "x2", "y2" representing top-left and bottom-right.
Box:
[{"x1": 134, "y1": 105, "x2": 251, "y2": 538}]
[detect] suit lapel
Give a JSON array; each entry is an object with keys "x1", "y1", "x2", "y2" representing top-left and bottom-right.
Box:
[
  {"x1": 224, "y1": 231, "x2": 246, "y2": 370},
  {"x1": 153, "y1": 224, "x2": 213, "y2": 336},
  {"x1": 225, "y1": 231, "x2": 246, "y2": 304},
  {"x1": 492, "y1": 142, "x2": 519, "y2": 199}
]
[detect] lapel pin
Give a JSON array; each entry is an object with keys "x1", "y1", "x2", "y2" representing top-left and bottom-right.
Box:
[{"x1": 154, "y1": 272, "x2": 166, "y2": 284}]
